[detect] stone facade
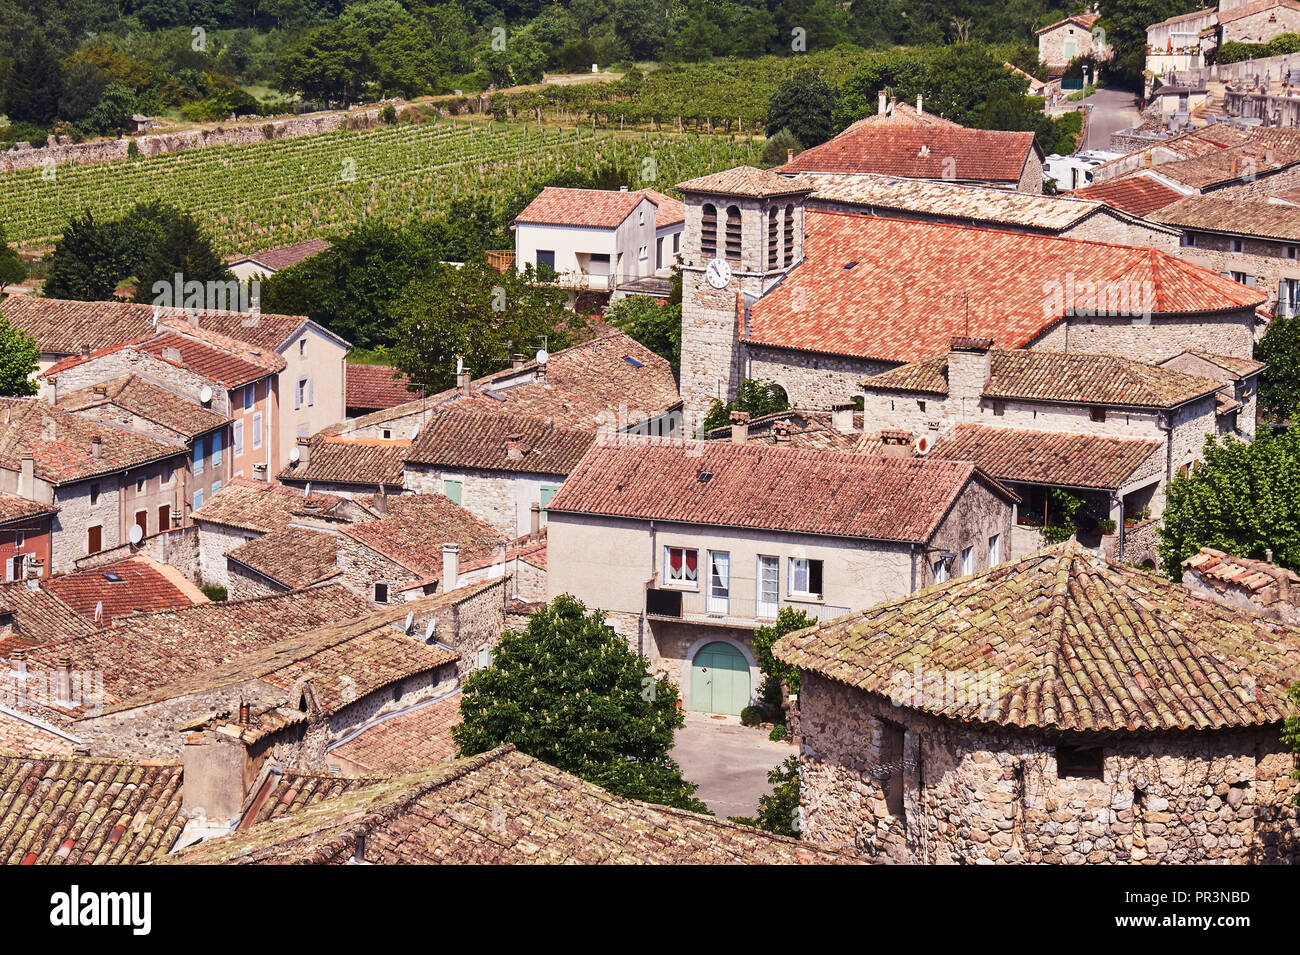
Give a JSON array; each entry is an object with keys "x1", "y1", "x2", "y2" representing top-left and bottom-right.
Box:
[
  {"x1": 196, "y1": 520, "x2": 259, "y2": 589},
  {"x1": 745, "y1": 344, "x2": 893, "y2": 410},
  {"x1": 1223, "y1": 5, "x2": 1300, "y2": 43},
  {"x1": 1029, "y1": 309, "x2": 1257, "y2": 363},
  {"x1": 404, "y1": 463, "x2": 557, "y2": 538},
  {"x1": 1038, "y1": 19, "x2": 1109, "y2": 69},
  {"x1": 1169, "y1": 231, "x2": 1300, "y2": 322},
  {"x1": 796, "y1": 673, "x2": 1300, "y2": 864}
]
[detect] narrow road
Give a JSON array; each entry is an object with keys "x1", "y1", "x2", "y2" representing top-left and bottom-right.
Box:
[{"x1": 1079, "y1": 87, "x2": 1142, "y2": 153}]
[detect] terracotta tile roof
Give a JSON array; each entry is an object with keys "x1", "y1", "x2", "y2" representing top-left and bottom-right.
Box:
[
  {"x1": 1185, "y1": 351, "x2": 1267, "y2": 378},
  {"x1": 1183, "y1": 548, "x2": 1300, "y2": 592},
  {"x1": 705, "y1": 409, "x2": 884, "y2": 453},
  {"x1": 0, "y1": 493, "x2": 55, "y2": 527},
  {"x1": 166, "y1": 746, "x2": 859, "y2": 865},
  {"x1": 745, "y1": 212, "x2": 1264, "y2": 363},
  {"x1": 846, "y1": 102, "x2": 961, "y2": 128},
  {"x1": 1218, "y1": 0, "x2": 1300, "y2": 24},
  {"x1": 139, "y1": 329, "x2": 282, "y2": 389},
  {"x1": 548, "y1": 440, "x2": 1016, "y2": 544},
  {"x1": 777, "y1": 127, "x2": 1039, "y2": 184},
  {"x1": 514, "y1": 187, "x2": 685, "y2": 229},
  {"x1": 340, "y1": 495, "x2": 505, "y2": 578},
  {"x1": 1134, "y1": 139, "x2": 1300, "y2": 191},
  {"x1": 226, "y1": 527, "x2": 341, "y2": 589},
  {"x1": 0, "y1": 709, "x2": 79, "y2": 756},
  {"x1": 929, "y1": 425, "x2": 1162, "y2": 490},
  {"x1": 57, "y1": 375, "x2": 229, "y2": 440},
  {"x1": 1036, "y1": 12, "x2": 1099, "y2": 33},
  {"x1": 0, "y1": 584, "x2": 97, "y2": 650},
  {"x1": 1154, "y1": 195, "x2": 1300, "y2": 241},
  {"x1": 234, "y1": 238, "x2": 331, "y2": 272},
  {"x1": 1066, "y1": 177, "x2": 1187, "y2": 215},
  {"x1": 676, "y1": 165, "x2": 814, "y2": 198},
  {"x1": 1149, "y1": 7, "x2": 1219, "y2": 28},
  {"x1": 330, "y1": 692, "x2": 462, "y2": 774},
  {"x1": 24, "y1": 584, "x2": 373, "y2": 711},
  {"x1": 0, "y1": 398, "x2": 183, "y2": 485},
  {"x1": 345, "y1": 364, "x2": 419, "y2": 412},
  {"x1": 244, "y1": 768, "x2": 385, "y2": 827},
  {"x1": 278, "y1": 436, "x2": 408, "y2": 488},
  {"x1": 803, "y1": 172, "x2": 1110, "y2": 231},
  {"x1": 1, "y1": 297, "x2": 316, "y2": 356},
  {"x1": 774, "y1": 542, "x2": 1300, "y2": 733},
  {"x1": 407, "y1": 412, "x2": 594, "y2": 476},
  {"x1": 42, "y1": 554, "x2": 207, "y2": 625},
  {"x1": 335, "y1": 327, "x2": 680, "y2": 435},
  {"x1": 0, "y1": 754, "x2": 184, "y2": 864},
  {"x1": 191, "y1": 479, "x2": 346, "y2": 533},
  {"x1": 862, "y1": 348, "x2": 1223, "y2": 408}
]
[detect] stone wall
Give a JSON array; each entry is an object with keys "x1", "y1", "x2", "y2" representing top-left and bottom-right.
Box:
[
  {"x1": 1042, "y1": 309, "x2": 1258, "y2": 362},
  {"x1": 797, "y1": 673, "x2": 1300, "y2": 863},
  {"x1": 405, "y1": 464, "x2": 558, "y2": 538},
  {"x1": 196, "y1": 521, "x2": 259, "y2": 588},
  {"x1": 426, "y1": 578, "x2": 507, "y2": 679},
  {"x1": 1169, "y1": 232, "x2": 1300, "y2": 318},
  {"x1": 72, "y1": 524, "x2": 199, "y2": 580},
  {"x1": 1224, "y1": 6, "x2": 1300, "y2": 43},
  {"x1": 1183, "y1": 548, "x2": 1300, "y2": 624},
  {"x1": 1063, "y1": 212, "x2": 1180, "y2": 251},
  {"x1": 227, "y1": 560, "x2": 285, "y2": 600},
  {"x1": 746, "y1": 344, "x2": 894, "y2": 411}
]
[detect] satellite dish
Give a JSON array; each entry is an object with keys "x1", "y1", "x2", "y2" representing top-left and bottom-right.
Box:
[
  {"x1": 404, "y1": 611, "x2": 415, "y2": 633},
  {"x1": 94, "y1": 601, "x2": 103, "y2": 624},
  {"x1": 423, "y1": 619, "x2": 436, "y2": 642},
  {"x1": 289, "y1": 447, "x2": 300, "y2": 464},
  {"x1": 535, "y1": 349, "x2": 549, "y2": 365},
  {"x1": 914, "y1": 434, "x2": 932, "y2": 457},
  {"x1": 199, "y1": 385, "x2": 213, "y2": 404},
  {"x1": 129, "y1": 524, "x2": 144, "y2": 545}
]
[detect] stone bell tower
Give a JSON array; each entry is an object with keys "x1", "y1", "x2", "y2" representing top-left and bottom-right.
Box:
[{"x1": 675, "y1": 167, "x2": 812, "y2": 426}]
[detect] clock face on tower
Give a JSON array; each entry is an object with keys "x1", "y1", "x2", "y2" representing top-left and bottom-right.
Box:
[{"x1": 705, "y1": 257, "x2": 732, "y2": 289}]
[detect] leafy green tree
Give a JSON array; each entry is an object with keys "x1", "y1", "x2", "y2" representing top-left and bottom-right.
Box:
[
  {"x1": 131, "y1": 213, "x2": 232, "y2": 304},
  {"x1": 276, "y1": 24, "x2": 370, "y2": 105},
  {"x1": 730, "y1": 756, "x2": 801, "y2": 837},
  {"x1": 1159, "y1": 429, "x2": 1300, "y2": 579},
  {"x1": 766, "y1": 70, "x2": 837, "y2": 147},
  {"x1": 3, "y1": 31, "x2": 62, "y2": 126},
  {"x1": 613, "y1": 0, "x2": 669, "y2": 60},
  {"x1": 0, "y1": 311, "x2": 38, "y2": 397},
  {"x1": 43, "y1": 211, "x2": 134, "y2": 301},
  {"x1": 1283, "y1": 684, "x2": 1300, "y2": 805},
  {"x1": 761, "y1": 127, "x2": 802, "y2": 168},
  {"x1": 701, "y1": 378, "x2": 791, "y2": 433},
  {"x1": 753, "y1": 606, "x2": 814, "y2": 697},
  {"x1": 0, "y1": 225, "x2": 25, "y2": 292},
  {"x1": 390, "y1": 257, "x2": 581, "y2": 392},
  {"x1": 604, "y1": 293, "x2": 681, "y2": 365},
  {"x1": 85, "y1": 83, "x2": 137, "y2": 135},
  {"x1": 453, "y1": 594, "x2": 708, "y2": 812},
  {"x1": 1255, "y1": 313, "x2": 1300, "y2": 424}
]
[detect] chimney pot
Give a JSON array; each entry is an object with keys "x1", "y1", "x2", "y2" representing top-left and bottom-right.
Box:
[
  {"x1": 787, "y1": 148, "x2": 794, "y2": 163},
  {"x1": 511, "y1": 354, "x2": 526, "y2": 369},
  {"x1": 92, "y1": 385, "x2": 108, "y2": 398},
  {"x1": 878, "y1": 90, "x2": 887, "y2": 115},
  {"x1": 917, "y1": 93, "x2": 923, "y2": 115},
  {"x1": 442, "y1": 543, "x2": 460, "y2": 590},
  {"x1": 55, "y1": 657, "x2": 72, "y2": 706},
  {"x1": 9, "y1": 650, "x2": 27, "y2": 680},
  {"x1": 457, "y1": 370, "x2": 472, "y2": 396},
  {"x1": 831, "y1": 403, "x2": 856, "y2": 434},
  {"x1": 90, "y1": 435, "x2": 103, "y2": 459},
  {"x1": 238, "y1": 700, "x2": 251, "y2": 725},
  {"x1": 530, "y1": 501, "x2": 542, "y2": 535},
  {"x1": 81, "y1": 344, "x2": 91, "y2": 358},
  {"x1": 19, "y1": 453, "x2": 34, "y2": 499},
  {"x1": 505, "y1": 433, "x2": 525, "y2": 460},
  {"x1": 729, "y1": 410, "x2": 750, "y2": 444}
]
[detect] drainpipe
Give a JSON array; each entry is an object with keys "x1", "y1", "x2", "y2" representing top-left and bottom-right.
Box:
[
  {"x1": 909, "y1": 543, "x2": 918, "y2": 593},
  {"x1": 1158, "y1": 409, "x2": 1175, "y2": 492}
]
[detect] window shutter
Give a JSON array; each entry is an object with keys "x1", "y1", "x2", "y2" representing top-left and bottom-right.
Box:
[
  {"x1": 307, "y1": 378, "x2": 314, "y2": 406},
  {"x1": 294, "y1": 380, "x2": 302, "y2": 410}
]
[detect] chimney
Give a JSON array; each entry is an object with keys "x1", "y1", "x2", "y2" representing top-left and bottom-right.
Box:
[
  {"x1": 92, "y1": 384, "x2": 108, "y2": 398},
  {"x1": 238, "y1": 700, "x2": 251, "y2": 724},
  {"x1": 442, "y1": 543, "x2": 460, "y2": 590},
  {"x1": 831, "y1": 403, "x2": 856, "y2": 433},
  {"x1": 162, "y1": 346, "x2": 183, "y2": 364},
  {"x1": 879, "y1": 90, "x2": 887, "y2": 115},
  {"x1": 878, "y1": 429, "x2": 913, "y2": 458},
  {"x1": 457, "y1": 369, "x2": 472, "y2": 396},
  {"x1": 787, "y1": 148, "x2": 794, "y2": 164},
  {"x1": 947, "y1": 336, "x2": 993, "y2": 419},
  {"x1": 916, "y1": 94, "x2": 923, "y2": 115},
  {"x1": 90, "y1": 435, "x2": 103, "y2": 460},
  {"x1": 80, "y1": 344, "x2": 91, "y2": 359},
  {"x1": 19, "y1": 453, "x2": 34, "y2": 499},
  {"x1": 24, "y1": 556, "x2": 43, "y2": 580},
  {"x1": 373, "y1": 484, "x2": 389, "y2": 515},
  {"x1": 511, "y1": 354, "x2": 526, "y2": 369},
  {"x1": 54, "y1": 657, "x2": 72, "y2": 706},
  {"x1": 181, "y1": 731, "x2": 265, "y2": 825},
  {"x1": 729, "y1": 410, "x2": 750, "y2": 444},
  {"x1": 619, "y1": 185, "x2": 628, "y2": 192},
  {"x1": 505, "y1": 433, "x2": 525, "y2": 460},
  {"x1": 301, "y1": 497, "x2": 321, "y2": 515},
  {"x1": 772, "y1": 420, "x2": 792, "y2": 443},
  {"x1": 9, "y1": 650, "x2": 27, "y2": 680},
  {"x1": 530, "y1": 502, "x2": 542, "y2": 536},
  {"x1": 295, "y1": 436, "x2": 310, "y2": 467}
]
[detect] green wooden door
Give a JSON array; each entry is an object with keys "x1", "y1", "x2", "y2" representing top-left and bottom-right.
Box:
[{"x1": 690, "y1": 642, "x2": 750, "y2": 715}]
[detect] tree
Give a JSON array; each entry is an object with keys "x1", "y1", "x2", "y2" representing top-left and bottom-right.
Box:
[
  {"x1": 752, "y1": 606, "x2": 815, "y2": 698},
  {"x1": 604, "y1": 293, "x2": 681, "y2": 365},
  {"x1": 275, "y1": 25, "x2": 370, "y2": 105},
  {"x1": 390, "y1": 257, "x2": 581, "y2": 392},
  {"x1": 1255, "y1": 313, "x2": 1300, "y2": 423},
  {"x1": 452, "y1": 595, "x2": 708, "y2": 812},
  {"x1": 761, "y1": 127, "x2": 803, "y2": 168},
  {"x1": 1284, "y1": 684, "x2": 1300, "y2": 805},
  {"x1": 730, "y1": 756, "x2": 801, "y2": 837},
  {"x1": 131, "y1": 212, "x2": 232, "y2": 305},
  {"x1": 0, "y1": 311, "x2": 38, "y2": 397},
  {"x1": 1158, "y1": 429, "x2": 1300, "y2": 579},
  {"x1": 0, "y1": 225, "x2": 25, "y2": 292},
  {"x1": 700, "y1": 378, "x2": 791, "y2": 433},
  {"x1": 3, "y1": 31, "x2": 62, "y2": 126},
  {"x1": 43, "y1": 211, "x2": 133, "y2": 301},
  {"x1": 1097, "y1": 0, "x2": 1206, "y2": 88},
  {"x1": 85, "y1": 83, "x2": 137, "y2": 136},
  {"x1": 766, "y1": 70, "x2": 837, "y2": 147}
]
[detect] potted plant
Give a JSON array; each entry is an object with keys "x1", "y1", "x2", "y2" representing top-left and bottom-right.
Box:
[{"x1": 1098, "y1": 518, "x2": 1117, "y2": 535}]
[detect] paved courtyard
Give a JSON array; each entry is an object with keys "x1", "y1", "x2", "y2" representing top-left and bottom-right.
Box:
[{"x1": 672, "y1": 713, "x2": 797, "y2": 819}]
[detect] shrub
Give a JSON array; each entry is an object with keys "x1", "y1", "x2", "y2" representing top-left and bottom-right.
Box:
[
  {"x1": 200, "y1": 584, "x2": 228, "y2": 602},
  {"x1": 769, "y1": 725, "x2": 788, "y2": 742},
  {"x1": 380, "y1": 104, "x2": 397, "y2": 124},
  {"x1": 760, "y1": 127, "x2": 802, "y2": 167},
  {"x1": 740, "y1": 705, "x2": 764, "y2": 727}
]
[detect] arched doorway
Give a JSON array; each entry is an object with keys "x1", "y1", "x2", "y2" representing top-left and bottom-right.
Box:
[{"x1": 690, "y1": 641, "x2": 751, "y2": 716}]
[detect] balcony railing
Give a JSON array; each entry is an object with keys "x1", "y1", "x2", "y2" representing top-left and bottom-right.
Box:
[{"x1": 645, "y1": 585, "x2": 851, "y2": 627}]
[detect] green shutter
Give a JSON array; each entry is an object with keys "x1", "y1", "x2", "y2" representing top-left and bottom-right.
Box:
[
  {"x1": 444, "y1": 479, "x2": 462, "y2": 505},
  {"x1": 540, "y1": 485, "x2": 560, "y2": 511}
]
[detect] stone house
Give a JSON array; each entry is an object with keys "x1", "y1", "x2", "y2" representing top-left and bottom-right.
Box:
[
  {"x1": 226, "y1": 238, "x2": 331, "y2": 283},
  {"x1": 774, "y1": 542, "x2": 1300, "y2": 864},
  {"x1": 0, "y1": 399, "x2": 188, "y2": 573},
  {"x1": 1037, "y1": 13, "x2": 1109, "y2": 69},
  {"x1": 1182, "y1": 546, "x2": 1300, "y2": 624},
  {"x1": 277, "y1": 434, "x2": 409, "y2": 497},
  {"x1": 857, "y1": 339, "x2": 1246, "y2": 558},
  {"x1": 1145, "y1": 8, "x2": 1218, "y2": 75},
  {"x1": 546, "y1": 439, "x2": 1017, "y2": 715},
  {"x1": 0, "y1": 494, "x2": 54, "y2": 584},
  {"x1": 674, "y1": 165, "x2": 1264, "y2": 418},
  {"x1": 1218, "y1": 0, "x2": 1300, "y2": 44}
]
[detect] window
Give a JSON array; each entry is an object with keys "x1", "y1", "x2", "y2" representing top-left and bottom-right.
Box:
[
  {"x1": 789, "y1": 557, "x2": 824, "y2": 598},
  {"x1": 243, "y1": 384, "x2": 255, "y2": 411},
  {"x1": 767, "y1": 207, "x2": 779, "y2": 270},
  {"x1": 701, "y1": 203, "x2": 717, "y2": 257},
  {"x1": 1230, "y1": 238, "x2": 1244, "y2": 253},
  {"x1": 135, "y1": 510, "x2": 148, "y2": 537},
  {"x1": 638, "y1": 244, "x2": 648, "y2": 261},
  {"x1": 233, "y1": 420, "x2": 244, "y2": 456},
  {"x1": 960, "y1": 546, "x2": 973, "y2": 576},
  {"x1": 1181, "y1": 233, "x2": 1198, "y2": 248},
  {"x1": 540, "y1": 485, "x2": 560, "y2": 512},
  {"x1": 992, "y1": 401, "x2": 1005, "y2": 416},
  {"x1": 212, "y1": 431, "x2": 223, "y2": 468},
  {"x1": 707, "y1": 550, "x2": 730, "y2": 613},
  {"x1": 374, "y1": 582, "x2": 389, "y2": 603},
  {"x1": 252, "y1": 412, "x2": 263, "y2": 450},
  {"x1": 299, "y1": 338, "x2": 307, "y2": 357},
  {"x1": 664, "y1": 546, "x2": 699, "y2": 586},
  {"x1": 1287, "y1": 245, "x2": 1298, "y2": 260},
  {"x1": 537, "y1": 251, "x2": 554, "y2": 271},
  {"x1": 879, "y1": 720, "x2": 906, "y2": 819},
  {"x1": 917, "y1": 399, "x2": 926, "y2": 413},
  {"x1": 87, "y1": 525, "x2": 102, "y2": 555},
  {"x1": 295, "y1": 379, "x2": 307, "y2": 410},
  {"x1": 638, "y1": 208, "x2": 645, "y2": 226},
  {"x1": 211, "y1": 481, "x2": 221, "y2": 495},
  {"x1": 161, "y1": 467, "x2": 174, "y2": 487},
  {"x1": 1279, "y1": 278, "x2": 1300, "y2": 319},
  {"x1": 757, "y1": 555, "x2": 779, "y2": 618},
  {"x1": 297, "y1": 424, "x2": 309, "y2": 438},
  {"x1": 933, "y1": 558, "x2": 948, "y2": 584},
  {"x1": 989, "y1": 533, "x2": 1002, "y2": 565},
  {"x1": 476, "y1": 646, "x2": 493, "y2": 669},
  {"x1": 158, "y1": 504, "x2": 170, "y2": 530},
  {"x1": 1056, "y1": 744, "x2": 1104, "y2": 780},
  {"x1": 90, "y1": 483, "x2": 100, "y2": 506},
  {"x1": 193, "y1": 489, "x2": 203, "y2": 510},
  {"x1": 724, "y1": 205, "x2": 742, "y2": 262},
  {"x1": 307, "y1": 379, "x2": 314, "y2": 406},
  {"x1": 1089, "y1": 406, "x2": 1106, "y2": 423},
  {"x1": 1230, "y1": 271, "x2": 1255, "y2": 287},
  {"x1": 193, "y1": 436, "x2": 205, "y2": 475},
  {"x1": 444, "y1": 479, "x2": 462, "y2": 505},
  {"x1": 381, "y1": 429, "x2": 392, "y2": 440}
]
